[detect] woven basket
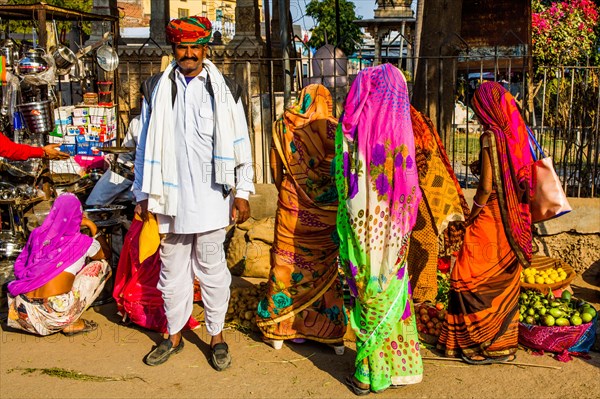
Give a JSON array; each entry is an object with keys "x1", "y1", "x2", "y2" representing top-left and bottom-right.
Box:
[{"x1": 520, "y1": 255, "x2": 576, "y2": 294}]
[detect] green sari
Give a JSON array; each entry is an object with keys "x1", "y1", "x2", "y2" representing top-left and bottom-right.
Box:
[{"x1": 335, "y1": 64, "x2": 423, "y2": 391}]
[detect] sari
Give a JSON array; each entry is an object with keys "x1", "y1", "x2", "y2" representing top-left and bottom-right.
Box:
[
  {"x1": 7, "y1": 193, "x2": 110, "y2": 335},
  {"x1": 8, "y1": 260, "x2": 110, "y2": 336},
  {"x1": 336, "y1": 64, "x2": 423, "y2": 390},
  {"x1": 438, "y1": 82, "x2": 533, "y2": 358},
  {"x1": 256, "y1": 84, "x2": 346, "y2": 343},
  {"x1": 408, "y1": 107, "x2": 467, "y2": 303},
  {"x1": 113, "y1": 215, "x2": 200, "y2": 333}
]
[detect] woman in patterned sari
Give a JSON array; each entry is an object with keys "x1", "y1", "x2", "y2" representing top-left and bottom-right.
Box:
[
  {"x1": 336, "y1": 64, "x2": 423, "y2": 395},
  {"x1": 437, "y1": 82, "x2": 533, "y2": 364},
  {"x1": 256, "y1": 84, "x2": 347, "y2": 353}
]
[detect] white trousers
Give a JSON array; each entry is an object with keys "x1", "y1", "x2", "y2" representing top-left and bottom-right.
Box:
[{"x1": 158, "y1": 228, "x2": 231, "y2": 336}]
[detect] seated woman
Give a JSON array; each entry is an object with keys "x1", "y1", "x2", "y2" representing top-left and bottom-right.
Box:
[{"x1": 7, "y1": 193, "x2": 111, "y2": 336}]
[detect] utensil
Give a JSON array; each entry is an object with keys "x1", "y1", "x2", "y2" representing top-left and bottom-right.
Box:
[
  {"x1": 51, "y1": 21, "x2": 77, "y2": 76},
  {"x1": 17, "y1": 99, "x2": 54, "y2": 134},
  {"x1": 0, "y1": 37, "x2": 20, "y2": 71},
  {"x1": 17, "y1": 48, "x2": 49, "y2": 75},
  {"x1": 96, "y1": 44, "x2": 119, "y2": 72}
]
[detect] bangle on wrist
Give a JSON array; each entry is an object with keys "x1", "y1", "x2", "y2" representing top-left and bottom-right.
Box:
[{"x1": 473, "y1": 198, "x2": 486, "y2": 208}]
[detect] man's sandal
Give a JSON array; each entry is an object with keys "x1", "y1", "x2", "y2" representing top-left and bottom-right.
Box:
[
  {"x1": 211, "y1": 342, "x2": 232, "y2": 371},
  {"x1": 144, "y1": 339, "x2": 184, "y2": 366}
]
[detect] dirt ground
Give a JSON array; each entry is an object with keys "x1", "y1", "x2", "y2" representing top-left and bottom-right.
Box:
[{"x1": 1, "y1": 272, "x2": 599, "y2": 399}]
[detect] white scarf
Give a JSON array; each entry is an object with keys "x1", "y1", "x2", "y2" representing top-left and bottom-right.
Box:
[{"x1": 142, "y1": 59, "x2": 251, "y2": 216}]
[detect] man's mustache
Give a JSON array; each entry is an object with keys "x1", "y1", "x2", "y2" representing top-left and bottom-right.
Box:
[{"x1": 180, "y1": 57, "x2": 198, "y2": 62}]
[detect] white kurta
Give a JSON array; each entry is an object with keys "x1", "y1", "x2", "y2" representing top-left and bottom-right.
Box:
[{"x1": 133, "y1": 68, "x2": 254, "y2": 234}]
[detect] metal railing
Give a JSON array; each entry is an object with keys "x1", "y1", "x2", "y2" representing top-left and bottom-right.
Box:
[{"x1": 116, "y1": 51, "x2": 600, "y2": 197}]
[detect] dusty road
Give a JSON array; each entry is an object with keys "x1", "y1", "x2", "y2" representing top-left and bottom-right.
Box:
[{"x1": 1, "y1": 274, "x2": 599, "y2": 399}]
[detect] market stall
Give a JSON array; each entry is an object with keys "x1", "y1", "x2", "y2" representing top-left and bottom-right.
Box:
[{"x1": 0, "y1": 3, "x2": 124, "y2": 305}]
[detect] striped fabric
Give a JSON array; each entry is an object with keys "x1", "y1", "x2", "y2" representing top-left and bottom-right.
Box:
[{"x1": 471, "y1": 82, "x2": 533, "y2": 267}]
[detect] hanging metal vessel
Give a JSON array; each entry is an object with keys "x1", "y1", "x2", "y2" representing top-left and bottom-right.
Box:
[
  {"x1": 96, "y1": 44, "x2": 119, "y2": 72},
  {"x1": 17, "y1": 48, "x2": 49, "y2": 75}
]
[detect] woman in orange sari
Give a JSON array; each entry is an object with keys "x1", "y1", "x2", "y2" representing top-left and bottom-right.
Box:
[
  {"x1": 256, "y1": 84, "x2": 346, "y2": 353},
  {"x1": 437, "y1": 82, "x2": 533, "y2": 364}
]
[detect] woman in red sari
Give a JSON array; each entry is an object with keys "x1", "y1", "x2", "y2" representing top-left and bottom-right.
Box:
[{"x1": 437, "y1": 82, "x2": 533, "y2": 363}]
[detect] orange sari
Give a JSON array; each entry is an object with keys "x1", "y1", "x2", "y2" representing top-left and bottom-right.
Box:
[
  {"x1": 438, "y1": 82, "x2": 532, "y2": 358},
  {"x1": 256, "y1": 85, "x2": 346, "y2": 343}
]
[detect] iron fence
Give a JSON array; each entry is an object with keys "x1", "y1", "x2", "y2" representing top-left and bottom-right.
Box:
[{"x1": 116, "y1": 50, "x2": 600, "y2": 197}]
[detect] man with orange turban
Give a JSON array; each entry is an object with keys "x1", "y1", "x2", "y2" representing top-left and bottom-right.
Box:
[{"x1": 133, "y1": 16, "x2": 255, "y2": 371}]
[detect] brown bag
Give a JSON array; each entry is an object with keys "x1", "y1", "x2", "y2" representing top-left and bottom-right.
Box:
[{"x1": 528, "y1": 129, "x2": 572, "y2": 223}]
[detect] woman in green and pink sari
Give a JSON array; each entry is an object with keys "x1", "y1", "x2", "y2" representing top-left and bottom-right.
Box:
[{"x1": 336, "y1": 64, "x2": 423, "y2": 394}]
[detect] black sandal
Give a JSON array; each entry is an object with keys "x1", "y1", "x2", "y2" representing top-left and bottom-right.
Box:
[
  {"x1": 344, "y1": 375, "x2": 370, "y2": 396},
  {"x1": 211, "y1": 342, "x2": 232, "y2": 371}
]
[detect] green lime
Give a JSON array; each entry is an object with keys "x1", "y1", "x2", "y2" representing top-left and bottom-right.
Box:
[
  {"x1": 555, "y1": 317, "x2": 570, "y2": 327},
  {"x1": 561, "y1": 290, "x2": 572, "y2": 301},
  {"x1": 581, "y1": 313, "x2": 593, "y2": 323},
  {"x1": 520, "y1": 293, "x2": 528, "y2": 301},
  {"x1": 539, "y1": 307, "x2": 547, "y2": 316},
  {"x1": 520, "y1": 305, "x2": 527, "y2": 314},
  {"x1": 583, "y1": 307, "x2": 597, "y2": 318},
  {"x1": 525, "y1": 315, "x2": 535, "y2": 325},
  {"x1": 544, "y1": 315, "x2": 555, "y2": 327},
  {"x1": 519, "y1": 314, "x2": 524, "y2": 322},
  {"x1": 528, "y1": 308, "x2": 535, "y2": 316},
  {"x1": 549, "y1": 308, "x2": 563, "y2": 318},
  {"x1": 570, "y1": 315, "x2": 583, "y2": 326}
]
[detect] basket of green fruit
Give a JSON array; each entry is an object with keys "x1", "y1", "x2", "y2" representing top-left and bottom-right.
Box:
[{"x1": 518, "y1": 289, "x2": 597, "y2": 357}]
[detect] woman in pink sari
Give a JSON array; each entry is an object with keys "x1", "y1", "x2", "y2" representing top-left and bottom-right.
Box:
[
  {"x1": 336, "y1": 64, "x2": 423, "y2": 394},
  {"x1": 7, "y1": 193, "x2": 111, "y2": 336}
]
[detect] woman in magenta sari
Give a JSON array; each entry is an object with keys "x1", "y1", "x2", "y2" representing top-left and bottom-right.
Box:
[
  {"x1": 7, "y1": 193, "x2": 111, "y2": 336},
  {"x1": 336, "y1": 64, "x2": 423, "y2": 395}
]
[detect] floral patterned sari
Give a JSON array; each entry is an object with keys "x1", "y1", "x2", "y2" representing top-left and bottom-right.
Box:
[
  {"x1": 256, "y1": 84, "x2": 346, "y2": 343},
  {"x1": 336, "y1": 64, "x2": 423, "y2": 390}
]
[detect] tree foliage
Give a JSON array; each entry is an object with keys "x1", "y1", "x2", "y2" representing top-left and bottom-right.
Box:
[
  {"x1": 7, "y1": 0, "x2": 93, "y2": 13},
  {"x1": 305, "y1": 0, "x2": 363, "y2": 56},
  {"x1": 532, "y1": 0, "x2": 599, "y2": 66},
  {"x1": 5, "y1": 0, "x2": 94, "y2": 38}
]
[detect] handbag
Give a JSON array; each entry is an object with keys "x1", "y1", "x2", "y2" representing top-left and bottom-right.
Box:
[{"x1": 527, "y1": 128, "x2": 572, "y2": 223}]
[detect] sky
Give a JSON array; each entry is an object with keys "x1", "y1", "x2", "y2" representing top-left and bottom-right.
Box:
[{"x1": 292, "y1": 0, "x2": 376, "y2": 31}]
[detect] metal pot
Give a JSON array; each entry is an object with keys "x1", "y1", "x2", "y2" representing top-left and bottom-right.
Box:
[
  {"x1": 96, "y1": 44, "x2": 119, "y2": 72},
  {"x1": 53, "y1": 46, "x2": 77, "y2": 76},
  {"x1": 17, "y1": 48, "x2": 49, "y2": 75},
  {"x1": 0, "y1": 38, "x2": 19, "y2": 71},
  {"x1": 51, "y1": 20, "x2": 77, "y2": 76}
]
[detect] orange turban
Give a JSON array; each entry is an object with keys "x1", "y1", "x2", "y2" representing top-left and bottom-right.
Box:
[{"x1": 166, "y1": 16, "x2": 212, "y2": 45}]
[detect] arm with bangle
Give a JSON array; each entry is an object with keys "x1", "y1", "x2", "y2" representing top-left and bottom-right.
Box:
[{"x1": 467, "y1": 133, "x2": 494, "y2": 225}]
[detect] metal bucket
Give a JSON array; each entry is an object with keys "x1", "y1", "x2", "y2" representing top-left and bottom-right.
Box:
[{"x1": 17, "y1": 100, "x2": 54, "y2": 134}]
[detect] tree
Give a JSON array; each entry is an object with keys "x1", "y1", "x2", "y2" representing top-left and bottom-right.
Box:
[
  {"x1": 6, "y1": 0, "x2": 94, "y2": 35},
  {"x1": 7, "y1": 0, "x2": 93, "y2": 13},
  {"x1": 305, "y1": 0, "x2": 363, "y2": 56},
  {"x1": 412, "y1": 0, "x2": 464, "y2": 144},
  {"x1": 532, "y1": 0, "x2": 599, "y2": 66}
]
